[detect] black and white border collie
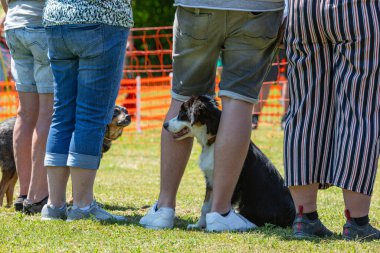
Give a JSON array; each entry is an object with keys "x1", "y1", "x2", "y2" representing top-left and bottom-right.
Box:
[{"x1": 163, "y1": 96, "x2": 295, "y2": 228}]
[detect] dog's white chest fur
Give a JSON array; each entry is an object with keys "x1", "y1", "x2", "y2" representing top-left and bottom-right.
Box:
[{"x1": 199, "y1": 144, "x2": 214, "y2": 185}]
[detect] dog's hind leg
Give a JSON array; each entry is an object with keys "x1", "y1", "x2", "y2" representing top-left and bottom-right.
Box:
[
  {"x1": 6, "y1": 171, "x2": 17, "y2": 207},
  {"x1": 0, "y1": 170, "x2": 14, "y2": 207}
]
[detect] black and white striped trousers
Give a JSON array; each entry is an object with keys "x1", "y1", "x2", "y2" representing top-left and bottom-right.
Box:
[{"x1": 284, "y1": 0, "x2": 380, "y2": 195}]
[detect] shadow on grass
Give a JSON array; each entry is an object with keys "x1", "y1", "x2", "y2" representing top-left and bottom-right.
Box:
[
  {"x1": 95, "y1": 205, "x2": 342, "y2": 241},
  {"x1": 254, "y1": 224, "x2": 342, "y2": 242},
  {"x1": 102, "y1": 203, "x2": 141, "y2": 212}
]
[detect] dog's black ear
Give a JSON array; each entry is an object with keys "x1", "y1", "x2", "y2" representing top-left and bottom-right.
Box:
[
  {"x1": 190, "y1": 99, "x2": 208, "y2": 126},
  {"x1": 198, "y1": 96, "x2": 221, "y2": 135}
]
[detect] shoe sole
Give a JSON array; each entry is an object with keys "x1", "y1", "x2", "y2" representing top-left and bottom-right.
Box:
[
  {"x1": 140, "y1": 223, "x2": 173, "y2": 230},
  {"x1": 14, "y1": 203, "x2": 23, "y2": 212},
  {"x1": 294, "y1": 232, "x2": 332, "y2": 239},
  {"x1": 41, "y1": 216, "x2": 66, "y2": 221},
  {"x1": 205, "y1": 227, "x2": 257, "y2": 233},
  {"x1": 67, "y1": 217, "x2": 126, "y2": 222}
]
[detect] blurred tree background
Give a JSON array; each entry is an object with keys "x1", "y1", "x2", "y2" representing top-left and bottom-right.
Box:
[{"x1": 132, "y1": 0, "x2": 175, "y2": 27}]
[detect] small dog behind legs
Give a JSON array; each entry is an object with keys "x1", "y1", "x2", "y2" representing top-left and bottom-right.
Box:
[{"x1": 0, "y1": 105, "x2": 131, "y2": 213}]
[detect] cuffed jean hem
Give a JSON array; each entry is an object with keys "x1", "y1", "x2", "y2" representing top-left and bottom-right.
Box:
[
  {"x1": 36, "y1": 82, "x2": 54, "y2": 94},
  {"x1": 16, "y1": 82, "x2": 54, "y2": 94},
  {"x1": 16, "y1": 83, "x2": 38, "y2": 93},
  {"x1": 218, "y1": 90, "x2": 259, "y2": 104},
  {"x1": 67, "y1": 152, "x2": 101, "y2": 170},
  {"x1": 44, "y1": 152, "x2": 69, "y2": 167}
]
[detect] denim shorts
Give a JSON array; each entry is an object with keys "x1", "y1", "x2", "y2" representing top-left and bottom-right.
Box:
[
  {"x1": 5, "y1": 26, "x2": 54, "y2": 93},
  {"x1": 44, "y1": 24, "x2": 129, "y2": 170},
  {"x1": 171, "y1": 7, "x2": 283, "y2": 104}
]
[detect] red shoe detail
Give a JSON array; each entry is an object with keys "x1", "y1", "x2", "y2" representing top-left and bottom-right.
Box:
[
  {"x1": 298, "y1": 205, "x2": 304, "y2": 217},
  {"x1": 345, "y1": 209, "x2": 351, "y2": 220}
]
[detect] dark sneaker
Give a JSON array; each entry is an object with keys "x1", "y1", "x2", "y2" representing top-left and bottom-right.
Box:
[
  {"x1": 23, "y1": 196, "x2": 49, "y2": 215},
  {"x1": 14, "y1": 195, "x2": 27, "y2": 212},
  {"x1": 41, "y1": 204, "x2": 67, "y2": 221},
  {"x1": 342, "y1": 210, "x2": 380, "y2": 241},
  {"x1": 293, "y1": 207, "x2": 333, "y2": 238},
  {"x1": 252, "y1": 115, "x2": 259, "y2": 130}
]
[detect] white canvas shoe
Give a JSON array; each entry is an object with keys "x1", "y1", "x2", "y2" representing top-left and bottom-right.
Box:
[
  {"x1": 206, "y1": 209, "x2": 257, "y2": 232},
  {"x1": 139, "y1": 202, "x2": 175, "y2": 229}
]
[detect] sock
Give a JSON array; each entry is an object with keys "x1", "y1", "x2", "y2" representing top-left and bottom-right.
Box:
[
  {"x1": 221, "y1": 210, "x2": 230, "y2": 217},
  {"x1": 51, "y1": 204, "x2": 66, "y2": 210},
  {"x1": 79, "y1": 205, "x2": 91, "y2": 211},
  {"x1": 19, "y1": 195, "x2": 27, "y2": 199},
  {"x1": 305, "y1": 211, "x2": 319, "y2": 221},
  {"x1": 353, "y1": 215, "x2": 369, "y2": 226}
]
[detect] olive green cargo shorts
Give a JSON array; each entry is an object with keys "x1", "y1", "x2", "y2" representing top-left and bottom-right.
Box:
[{"x1": 171, "y1": 6, "x2": 283, "y2": 104}]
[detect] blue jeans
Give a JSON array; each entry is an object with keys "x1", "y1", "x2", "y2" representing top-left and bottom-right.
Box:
[{"x1": 44, "y1": 24, "x2": 129, "y2": 170}]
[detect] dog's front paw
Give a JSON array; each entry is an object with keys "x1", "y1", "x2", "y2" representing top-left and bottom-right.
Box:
[
  {"x1": 187, "y1": 217, "x2": 206, "y2": 230},
  {"x1": 187, "y1": 222, "x2": 205, "y2": 230}
]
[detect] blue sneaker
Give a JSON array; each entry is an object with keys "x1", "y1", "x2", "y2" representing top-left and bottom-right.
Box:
[
  {"x1": 41, "y1": 204, "x2": 67, "y2": 220},
  {"x1": 66, "y1": 200, "x2": 125, "y2": 222}
]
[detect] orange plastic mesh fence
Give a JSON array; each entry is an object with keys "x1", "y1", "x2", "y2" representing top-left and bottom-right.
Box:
[
  {"x1": 0, "y1": 26, "x2": 289, "y2": 136},
  {"x1": 124, "y1": 26, "x2": 173, "y2": 78}
]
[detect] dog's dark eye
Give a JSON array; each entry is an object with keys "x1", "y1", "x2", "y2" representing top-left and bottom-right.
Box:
[{"x1": 178, "y1": 110, "x2": 189, "y2": 121}]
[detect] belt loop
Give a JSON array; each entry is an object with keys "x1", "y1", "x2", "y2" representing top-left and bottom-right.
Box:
[{"x1": 194, "y1": 8, "x2": 200, "y2": 15}]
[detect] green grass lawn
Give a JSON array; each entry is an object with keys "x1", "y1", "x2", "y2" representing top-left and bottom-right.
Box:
[{"x1": 0, "y1": 127, "x2": 379, "y2": 252}]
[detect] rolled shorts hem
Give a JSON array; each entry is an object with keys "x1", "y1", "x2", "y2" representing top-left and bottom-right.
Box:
[
  {"x1": 16, "y1": 82, "x2": 54, "y2": 94},
  {"x1": 44, "y1": 152, "x2": 69, "y2": 167},
  {"x1": 36, "y1": 82, "x2": 54, "y2": 93},
  {"x1": 67, "y1": 152, "x2": 101, "y2": 170},
  {"x1": 170, "y1": 91, "x2": 191, "y2": 102},
  {"x1": 218, "y1": 90, "x2": 259, "y2": 104},
  {"x1": 16, "y1": 83, "x2": 38, "y2": 93}
]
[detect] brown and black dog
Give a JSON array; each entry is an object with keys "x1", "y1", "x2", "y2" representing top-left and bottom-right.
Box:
[{"x1": 0, "y1": 105, "x2": 131, "y2": 207}]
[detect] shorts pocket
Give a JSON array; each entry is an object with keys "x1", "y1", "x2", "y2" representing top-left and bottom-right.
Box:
[
  {"x1": 176, "y1": 6, "x2": 210, "y2": 44},
  {"x1": 242, "y1": 11, "x2": 283, "y2": 49},
  {"x1": 25, "y1": 32, "x2": 50, "y2": 64},
  {"x1": 4, "y1": 30, "x2": 16, "y2": 54}
]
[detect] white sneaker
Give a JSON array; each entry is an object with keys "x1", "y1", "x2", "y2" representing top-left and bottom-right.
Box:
[
  {"x1": 205, "y1": 209, "x2": 257, "y2": 232},
  {"x1": 139, "y1": 202, "x2": 175, "y2": 229}
]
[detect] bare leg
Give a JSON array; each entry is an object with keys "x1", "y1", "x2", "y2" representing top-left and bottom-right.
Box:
[
  {"x1": 157, "y1": 99, "x2": 193, "y2": 209},
  {"x1": 13, "y1": 92, "x2": 39, "y2": 196},
  {"x1": 70, "y1": 167, "x2": 97, "y2": 208},
  {"x1": 252, "y1": 83, "x2": 271, "y2": 117},
  {"x1": 211, "y1": 97, "x2": 253, "y2": 213},
  {"x1": 289, "y1": 184, "x2": 319, "y2": 213},
  {"x1": 27, "y1": 93, "x2": 53, "y2": 203},
  {"x1": 343, "y1": 189, "x2": 371, "y2": 217},
  {"x1": 46, "y1": 166, "x2": 70, "y2": 208}
]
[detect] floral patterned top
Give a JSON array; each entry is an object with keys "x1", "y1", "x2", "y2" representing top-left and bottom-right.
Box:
[{"x1": 43, "y1": 0, "x2": 134, "y2": 28}]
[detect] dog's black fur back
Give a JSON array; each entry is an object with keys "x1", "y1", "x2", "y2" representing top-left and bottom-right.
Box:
[
  {"x1": 233, "y1": 142, "x2": 295, "y2": 227},
  {"x1": 188, "y1": 96, "x2": 295, "y2": 227}
]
